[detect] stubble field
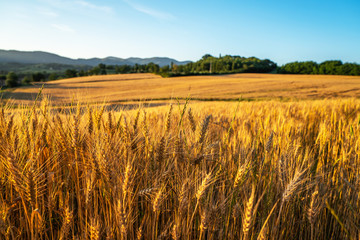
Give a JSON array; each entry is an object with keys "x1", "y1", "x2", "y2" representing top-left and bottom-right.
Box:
[{"x1": 3, "y1": 73, "x2": 360, "y2": 105}]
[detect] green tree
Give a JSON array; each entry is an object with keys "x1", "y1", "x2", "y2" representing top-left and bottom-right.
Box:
[
  {"x1": 98, "y1": 64, "x2": 107, "y2": 75},
  {"x1": 159, "y1": 65, "x2": 171, "y2": 77},
  {"x1": 5, "y1": 72, "x2": 18, "y2": 87},
  {"x1": 78, "y1": 70, "x2": 87, "y2": 77},
  {"x1": 202, "y1": 54, "x2": 213, "y2": 60},
  {"x1": 116, "y1": 65, "x2": 132, "y2": 74},
  {"x1": 146, "y1": 62, "x2": 160, "y2": 73},
  {"x1": 89, "y1": 66, "x2": 100, "y2": 75},
  {"x1": 48, "y1": 73, "x2": 58, "y2": 80},
  {"x1": 65, "y1": 69, "x2": 78, "y2": 78},
  {"x1": 21, "y1": 76, "x2": 31, "y2": 85},
  {"x1": 319, "y1": 60, "x2": 342, "y2": 75},
  {"x1": 32, "y1": 72, "x2": 46, "y2": 82},
  {"x1": 160, "y1": 65, "x2": 170, "y2": 73}
]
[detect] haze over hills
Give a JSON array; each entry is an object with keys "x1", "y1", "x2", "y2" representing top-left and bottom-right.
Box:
[{"x1": 0, "y1": 49, "x2": 191, "y2": 67}]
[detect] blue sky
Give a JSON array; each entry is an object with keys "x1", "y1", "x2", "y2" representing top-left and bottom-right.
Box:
[{"x1": 1, "y1": 0, "x2": 359, "y2": 64}]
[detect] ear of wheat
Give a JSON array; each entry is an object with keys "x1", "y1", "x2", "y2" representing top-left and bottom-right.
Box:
[{"x1": 242, "y1": 185, "x2": 256, "y2": 240}]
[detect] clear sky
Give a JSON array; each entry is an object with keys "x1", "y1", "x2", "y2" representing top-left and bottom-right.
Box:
[{"x1": 1, "y1": 0, "x2": 360, "y2": 65}]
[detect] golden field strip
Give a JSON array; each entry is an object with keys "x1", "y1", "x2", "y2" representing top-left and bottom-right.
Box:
[{"x1": 3, "y1": 73, "x2": 360, "y2": 105}]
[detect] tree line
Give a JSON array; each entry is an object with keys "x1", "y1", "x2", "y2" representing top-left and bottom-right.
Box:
[
  {"x1": 1, "y1": 56, "x2": 360, "y2": 88},
  {"x1": 0, "y1": 71, "x2": 69, "y2": 88},
  {"x1": 278, "y1": 60, "x2": 360, "y2": 75},
  {"x1": 158, "y1": 54, "x2": 277, "y2": 77},
  {"x1": 0, "y1": 62, "x2": 162, "y2": 88}
]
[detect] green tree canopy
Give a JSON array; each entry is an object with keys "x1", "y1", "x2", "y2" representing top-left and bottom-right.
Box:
[
  {"x1": 65, "y1": 69, "x2": 78, "y2": 78},
  {"x1": 279, "y1": 60, "x2": 360, "y2": 75},
  {"x1": 21, "y1": 76, "x2": 31, "y2": 85},
  {"x1": 32, "y1": 72, "x2": 46, "y2": 82},
  {"x1": 5, "y1": 72, "x2": 18, "y2": 87}
]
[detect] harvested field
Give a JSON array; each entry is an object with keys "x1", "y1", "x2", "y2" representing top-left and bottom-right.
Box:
[{"x1": 3, "y1": 73, "x2": 360, "y2": 105}]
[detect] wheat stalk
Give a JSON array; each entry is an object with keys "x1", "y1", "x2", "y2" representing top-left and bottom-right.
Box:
[
  {"x1": 107, "y1": 111, "x2": 113, "y2": 131},
  {"x1": 116, "y1": 199, "x2": 127, "y2": 238},
  {"x1": 282, "y1": 169, "x2": 307, "y2": 203},
  {"x1": 87, "y1": 107, "x2": 93, "y2": 134},
  {"x1": 242, "y1": 185, "x2": 256, "y2": 240},
  {"x1": 187, "y1": 108, "x2": 196, "y2": 133},
  {"x1": 133, "y1": 108, "x2": 141, "y2": 132},
  {"x1": 157, "y1": 136, "x2": 166, "y2": 163},
  {"x1": 308, "y1": 189, "x2": 321, "y2": 240},
  {"x1": 178, "y1": 180, "x2": 189, "y2": 215},
  {"x1": 165, "y1": 104, "x2": 173, "y2": 133},
  {"x1": 277, "y1": 154, "x2": 288, "y2": 190},
  {"x1": 89, "y1": 218, "x2": 100, "y2": 240},
  {"x1": 153, "y1": 186, "x2": 165, "y2": 213},
  {"x1": 234, "y1": 160, "x2": 249, "y2": 189},
  {"x1": 265, "y1": 131, "x2": 274, "y2": 152},
  {"x1": 257, "y1": 200, "x2": 279, "y2": 240},
  {"x1": 171, "y1": 223, "x2": 180, "y2": 240},
  {"x1": 174, "y1": 132, "x2": 184, "y2": 163},
  {"x1": 6, "y1": 150, "x2": 25, "y2": 198},
  {"x1": 195, "y1": 173, "x2": 212, "y2": 201},
  {"x1": 25, "y1": 168, "x2": 36, "y2": 209},
  {"x1": 198, "y1": 115, "x2": 212, "y2": 145},
  {"x1": 95, "y1": 105, "x2": 104, "y2": 131},
  {"x1": 59, "y1": 207, "x2": 73, "y2": 240},
  {"x1": 122, "y1": 162, "x2": 132, "y2": 199},
  {"x1": 199, "y1": 208, "x2": 208, "y2": 239}
]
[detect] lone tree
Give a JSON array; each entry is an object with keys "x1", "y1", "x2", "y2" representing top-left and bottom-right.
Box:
[{"x1": 5, "y1": 72, "x2": 18, "y2": 88}]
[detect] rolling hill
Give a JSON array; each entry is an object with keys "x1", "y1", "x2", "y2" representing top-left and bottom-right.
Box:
[{"x1": 0, "y1": 49, "x2": 191, "y2": 67}]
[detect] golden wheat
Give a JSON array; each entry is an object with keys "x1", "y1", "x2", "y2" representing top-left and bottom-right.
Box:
[{"x1": 0, "y1": 97, "x2": 359, "y2": 239}]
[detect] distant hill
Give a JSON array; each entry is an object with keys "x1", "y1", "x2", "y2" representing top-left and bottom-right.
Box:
[{"x1": 0, "y1": 49, "x2": 191, "y2": 67}]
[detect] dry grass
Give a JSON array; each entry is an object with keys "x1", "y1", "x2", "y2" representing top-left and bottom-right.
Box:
[
  {"x1": 3, "y1": 73, "x2": 360, "y2": 105},
  {"x1": 0, "y1": 95, "x2": 359, "y2": 239}
]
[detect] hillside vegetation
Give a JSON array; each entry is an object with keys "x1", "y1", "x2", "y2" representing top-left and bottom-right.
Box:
[{"x1": 0, "y1": 98, "x2": 359, "y2": 239}]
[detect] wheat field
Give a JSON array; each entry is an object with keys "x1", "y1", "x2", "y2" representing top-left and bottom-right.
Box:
[
  {"x1": 4, "y1": 73, "x2": 360, "y2": 105},
  {"x1": 0, "y1": 94, "x2": 359, "y2": 239}
]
